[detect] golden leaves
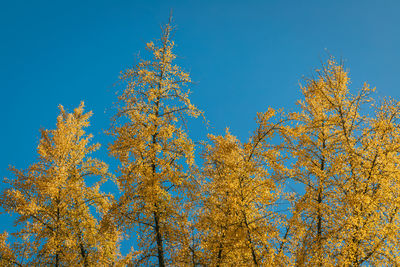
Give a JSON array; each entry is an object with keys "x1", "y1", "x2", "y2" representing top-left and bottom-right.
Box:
[
  {"x1": 3, "y1": 19, "x2": 400, "y2": 267},
  {"x1": 108, "y1": 21, "x2": 203, "y2": 266},
  {"x1": 1, "y1": 103, "x2": 119, "y2": 266},
  {"x1": 197, "y1": 125, "x2": 284, "y2": 265}
]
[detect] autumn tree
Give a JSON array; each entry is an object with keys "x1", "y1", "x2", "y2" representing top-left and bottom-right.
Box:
[
  {"x1": 197, "y1": 107, "x2": 290, "y2": 266},
  {"x1": 0, "y1": 103, "x2": 119, "y2": 266},
  {"x1": 284, "y1": 59, "x2": 400, "y2": 266},
  {"x1": 108, "y1": 21, "x2": 202, "y2": 266}
]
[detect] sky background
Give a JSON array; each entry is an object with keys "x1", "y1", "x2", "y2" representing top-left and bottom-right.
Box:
[{"x1": 1, "y1": 0, "x2": 400, "y2": 255}]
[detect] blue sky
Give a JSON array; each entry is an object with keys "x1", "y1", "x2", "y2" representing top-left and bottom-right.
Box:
[{"x1": 1, "y1": 0, "x2": 400, "y2": 255}]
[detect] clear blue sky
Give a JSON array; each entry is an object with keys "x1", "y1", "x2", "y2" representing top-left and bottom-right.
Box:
[{"x1": 1, "y1": 0, "x2": 400, "y2": 255}]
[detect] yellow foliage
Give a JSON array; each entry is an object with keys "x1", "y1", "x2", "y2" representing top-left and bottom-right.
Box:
[
  {"x1": 109, "y1": 22, "x2": 202, "y2": 266},
  {"x1": 2, "y1": 20, "x2": 400, "y2": 267},
  {"x1": 283, "y1": 58, "x2": 400, "y2": 266},
  {"x1": 0, "y1": 103, "x2": 120, "y2": 266}
]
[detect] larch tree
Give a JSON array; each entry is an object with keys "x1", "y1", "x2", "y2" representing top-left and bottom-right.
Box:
[
  {"x1": 108, "y1": 21, "x2": 202, "y2": 266},
  {"x1": 284, "y1": 59, "x2": 400, "y2": 266},
  {"x1": 336, "y1": 96, "x2": 400, "y2": 265},
  {"x1": 197, "y1": 108, "x2": 289, "y2": 266},
  {"x1": 284, "y1": 59, "x2": 371, "y2": 266},
  {"x1": 0, "y1": 103, "x2": 119, "y2": 266}
]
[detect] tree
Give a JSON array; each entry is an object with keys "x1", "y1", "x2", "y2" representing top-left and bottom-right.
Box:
[
  {"x1": 108, "y1": 21, "x2": 202, "y2": 266},
  {"x1": 197, "y1": 108, "x2": 288, "y2": 266},
  {"x1": 285, "y1": 58, "x2": 400, "y2": 266},
  {"x1": 0, "y1": 103, "x2": 119, "y2": 266}
]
